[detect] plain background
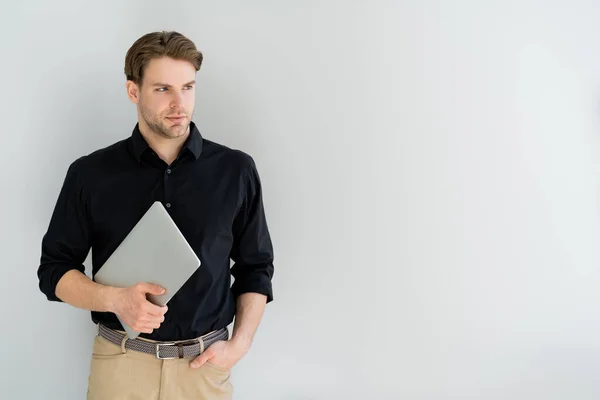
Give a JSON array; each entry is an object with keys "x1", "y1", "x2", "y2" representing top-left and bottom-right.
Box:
[{"x1": 1, "y1": 0, "x2": 600, "y2": 399}]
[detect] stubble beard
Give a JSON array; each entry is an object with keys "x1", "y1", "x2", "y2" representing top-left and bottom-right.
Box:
[{"x1": 140, "y1": 103, "x2": 194, "y2": 139}]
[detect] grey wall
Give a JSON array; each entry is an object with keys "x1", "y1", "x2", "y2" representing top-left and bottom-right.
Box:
[{"x1": 2, "y1": 0, "x2": 600, "y2": 399}]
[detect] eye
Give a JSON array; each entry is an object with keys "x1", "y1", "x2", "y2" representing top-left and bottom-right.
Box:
[
  {"x1": 155, "y1": 87, "x2": 168, "y2": 92},
  {"x1": 184, "y1": 85, "x2": 194, "y2": 90}
]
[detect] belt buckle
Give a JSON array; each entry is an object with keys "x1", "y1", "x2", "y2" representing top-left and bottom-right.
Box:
[
  {"x1": 155, "y1": 339, "x2": 199, "y2": 359},
  {"x1": 155, "y1": 342, "x2": 178, "y2": 359}
]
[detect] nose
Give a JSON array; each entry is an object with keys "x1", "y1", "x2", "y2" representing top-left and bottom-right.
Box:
[{"x1": 170, "y1": 91, "x2": 184, "y2": 109}]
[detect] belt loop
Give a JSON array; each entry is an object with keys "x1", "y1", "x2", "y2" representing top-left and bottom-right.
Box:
[
  {"x1": 120, "y1": 334, "x2": 128, "y2": 354},
  {"x1": 199, "y1": 338, "x2": 205, "y2": 354}
]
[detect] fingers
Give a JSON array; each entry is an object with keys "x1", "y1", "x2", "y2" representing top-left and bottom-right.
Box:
[
  {"x1": 138, "y1": 314, "x2": 164, "y2": 325},
  {"x1": 135, "y1": 283, "x2": 168, "y2": 316},
  {"x1": 144, "y1": 303, "x2": 168, "y2": 317},
  {"x1": 137, "y1": 282, "x2": 166, "y2": 296},
  {"x1": 148, "y1": 314, "x2": 165, "y2": 325},
  {"x1": 131, "y1": 322, "x2": 156, "y2": 334},
  {"x1": 132, "y1": 318, "x2": 163, "y2": 333},
  {"x1": 134, "y1": 327, "x2": 153, "y2": 334},
  {"x1": 138, "y1": 310, "x2": 166, "y2": 330},
  {"x1": 126, "y1": 283, "x2": 169, "y2": 333},
  {"x1": 190, "y1": 352, "x2": 210, "y2": 368},
  {"x1": 128, "y1": 307, "x2": 166, "y2": 333}
]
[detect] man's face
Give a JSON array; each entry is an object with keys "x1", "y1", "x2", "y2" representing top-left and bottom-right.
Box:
[{"x1": 134, "y1": 57, "x2": 196, "y2": 139}]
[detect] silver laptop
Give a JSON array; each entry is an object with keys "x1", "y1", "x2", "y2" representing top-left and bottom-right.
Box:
[{"x1": 93, "y1": 201, "x2": 201, "y2": 339}]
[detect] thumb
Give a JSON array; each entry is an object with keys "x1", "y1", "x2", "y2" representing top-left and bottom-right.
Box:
[
  {"x1": 140, "y1": 283, "x2": 166, "y2": 295},
  {"x1": 190, "y1": 352, "x2": 210, "y2": 369}
]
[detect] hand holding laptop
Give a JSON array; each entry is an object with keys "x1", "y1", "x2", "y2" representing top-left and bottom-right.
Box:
[
  {"x1": 110, "y1": 282, "x2": 169, "y2": 334},
  {"x1": 94, "y1": 201, "x2": 202, "y2": 339}
]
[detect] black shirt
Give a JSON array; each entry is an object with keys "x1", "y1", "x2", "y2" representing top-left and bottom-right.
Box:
[{"x1": 37, "y1": 121, "x2": 274, "y2": 341}]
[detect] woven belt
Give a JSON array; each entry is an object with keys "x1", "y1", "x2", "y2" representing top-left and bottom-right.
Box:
[{"x1": 98, "y1": 324, "x2": 229, "y2": 359}]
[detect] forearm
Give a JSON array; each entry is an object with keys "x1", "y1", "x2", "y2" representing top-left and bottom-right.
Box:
[
  {"x1": 55, "y1": 269, "x2": 119, "y2": 313},
  {"x1": 230, "y1": 292, "x2": 267, "y2": 352}
]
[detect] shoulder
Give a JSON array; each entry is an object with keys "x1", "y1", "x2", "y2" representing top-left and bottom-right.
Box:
[
  {"x1": 66, "y1": 139, "x2": 129, "y2": 181},
  {"x1": 202, "y1": 138, "x2": 257, "y2": 175}
]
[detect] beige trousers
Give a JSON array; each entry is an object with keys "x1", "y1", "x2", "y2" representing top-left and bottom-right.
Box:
[{"x1": 86, "y1": 331, "x2": 233, "y2": 400}]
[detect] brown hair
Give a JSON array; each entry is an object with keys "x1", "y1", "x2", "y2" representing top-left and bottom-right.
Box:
[{"x1": 124, "y1": 31, "x2": 203, "y2": 86}]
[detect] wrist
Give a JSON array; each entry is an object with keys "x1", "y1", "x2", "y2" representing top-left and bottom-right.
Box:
[
  {"x1": 99, "y1": 285, "x2": 122, "y2": 314},
  {"x1": 229, "y1": 334, "x2": 252, "y2": 354}
]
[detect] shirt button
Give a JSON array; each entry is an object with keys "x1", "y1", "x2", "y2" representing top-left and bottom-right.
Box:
[
  {"x1": 166, "y1": 169, "x2": 172, "y2": 174},
  {"x1": 165, "y1": 203, "x2": 171, "y2": 208}
]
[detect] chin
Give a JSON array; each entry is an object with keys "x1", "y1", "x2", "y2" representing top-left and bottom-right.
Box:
[{"x1": 167, "y1": 125, "x2": 188, "y2": 137}]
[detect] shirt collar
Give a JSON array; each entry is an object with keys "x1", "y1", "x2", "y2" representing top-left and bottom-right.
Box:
[{"x1": 130, "y1": 120, "x2": 203, "y2": 162}]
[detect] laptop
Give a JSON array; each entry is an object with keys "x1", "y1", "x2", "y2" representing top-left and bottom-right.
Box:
[{"x1": 93, "y1": 201, "x2": 201, "y2": 339}]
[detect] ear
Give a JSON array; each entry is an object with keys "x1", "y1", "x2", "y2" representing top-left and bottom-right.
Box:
[{"x1": 126, "y1": 80, "x2": 140, "y2": 104}]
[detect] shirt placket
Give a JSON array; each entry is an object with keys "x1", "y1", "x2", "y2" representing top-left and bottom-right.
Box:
[{"x1": 164, "y1": 164, "x2": 174, "y2": 210}]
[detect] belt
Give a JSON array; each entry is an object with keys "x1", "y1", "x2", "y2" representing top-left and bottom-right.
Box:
[{"x1": 98, "y1": 323, "x2": 229, "y2": 359}]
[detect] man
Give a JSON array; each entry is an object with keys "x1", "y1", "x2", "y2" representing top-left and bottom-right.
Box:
[{"x1": 36, "y1": 31, "x2": 274, "y2": 399}]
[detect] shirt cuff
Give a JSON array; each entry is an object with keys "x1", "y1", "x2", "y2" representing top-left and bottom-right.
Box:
[
  {"x1": 231, "y1": 271, "x2": 274, "y2": 303},
  {"x1": 38, "y1": 263, "x2": 84, "y2": 302}
]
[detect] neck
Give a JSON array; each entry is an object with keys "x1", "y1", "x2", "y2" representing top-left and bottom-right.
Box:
[{"x1": 138, "y1": 120, "x2": 190, "y2": 165}]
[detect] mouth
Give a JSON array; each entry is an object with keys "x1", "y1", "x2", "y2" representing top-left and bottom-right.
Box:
[{"x1": 166, "y1": 116, "x2": 187, "y2": 124}]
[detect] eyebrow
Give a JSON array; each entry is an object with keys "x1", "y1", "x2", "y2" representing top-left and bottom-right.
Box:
[{"x1": 151, "y1": 80, "x2": 196, "y2": 88}]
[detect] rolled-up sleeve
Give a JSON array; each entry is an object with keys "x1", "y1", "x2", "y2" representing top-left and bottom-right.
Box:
[
  {"x1": 37, "y1": 159, "x2": 91, "y2": 302},
  {"x1": 230, "y1": 156, "x2": 275, "y2": 303}
]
